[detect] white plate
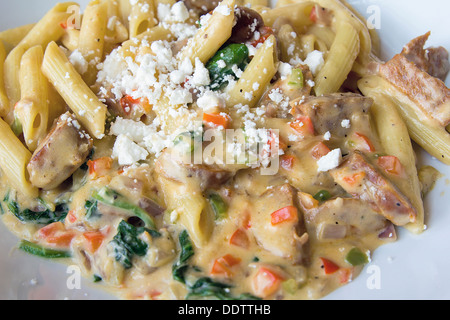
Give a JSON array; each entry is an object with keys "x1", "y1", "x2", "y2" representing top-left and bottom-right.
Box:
[{"x1": 0, "y1": 0, "x2": 449, "y2": 300}]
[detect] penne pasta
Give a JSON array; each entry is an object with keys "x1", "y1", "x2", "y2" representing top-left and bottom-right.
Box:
[
  {"x1": 77, "y1": 0, "x2": 108, "y2": 85},
  {"x1": 0, "y1": 42, "x2": 9, "y2": 119},
  {"x1": 226, "y1": 35, "x2": 277, "y2": 109},
  {"x1": 42, "y1": 41, "x2": 107, "y2": 139},
  {"x1": 358, "y1": 77, "x2": 425, "y2": 234},
  {"x1": 129, "y1": 0, "x2": 158, "y2": 39},
  {"x1": 15, "y1": 46, "x2": 49, "y2": 152},
  {"x1": 0, "y1": 23, "x2": 35, "y2": 54},
  {"x1": 0, "y1": 117, "x2": 38, "y2": 199},
  {"x1": 179, "y1": 0, "x2": 236, "y2": 65},
  {"x1": 3, "y1": 2, "x2": 77, "y2": 114}
]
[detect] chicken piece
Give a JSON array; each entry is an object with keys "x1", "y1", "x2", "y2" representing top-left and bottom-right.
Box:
[
  {"x1": 379, "y1": 53, "x2": 450, "y2": 127},
  {"x1": 27, "y1": 112, "x2": 93, "y2": 190},
  {"x1": 297, "y1": 192, "x2": 393, "y2": 241},
  {"x1": 290, "y1": 93, "x2": 373, "y2": 137},
  {"x1": 182, "y1": 0, "x2": 219, "y2": 15},
  {"x1": 329, "y1": 151, "x2": 417, "y2": 226},
  {"x1": 400, "y1": 32, "x2": 450, "y2": 82},
  {"x1": 250, "y1": 184, "x2": 309, "y2": 265}
]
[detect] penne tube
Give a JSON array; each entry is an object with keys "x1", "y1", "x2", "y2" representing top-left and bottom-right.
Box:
[
  {"x1": 42, "y1": 41, "x2": 107, "y2": 139},
  {"x1": 359, "y1": 75, "x2": 450, "y2": 166},
  {"x1": 179, "y1": 0, "x2": 235, "y2": 65},
  {"x1": 0, "y1": 117, "x2": 38, "y2": 198},
  {"x1": 77, "y1": 0, "x2": 108, "y2": 86},
  {"x1": 258, "y1": 2, "x2": 314, "y2": 33},
  {"x1": 0, "y1": 42, "x2": 9, "y2": 119},
  {"x1": 3, "y1": 2, "x2": 78, "y2": 113},
  {"x1": 0, "y1": 23, "x2": 35, "y2": 54},
  {"x1": 313, "y1": 17, "x2": 360, "y2": 96},
  {"x1": 61, "y1": 28, "x2": 80, "y2": 52},
  {"x1": 277, "y1": 24, "x2": 304, "y2": 62},
  {"x1": 15, "y1": 46, "x2": 49, "y2": 152},
  {"x1": 358, "y1": 77, "x2": 425, "y2": 234},
  {"x1": 226, "y1": 35, "x2": 278, "y2": 109},
  {"x1": 129, "y1": 0, "x2": 158, "y2": 39}
]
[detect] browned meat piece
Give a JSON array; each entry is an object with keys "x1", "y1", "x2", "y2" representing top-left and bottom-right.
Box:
[
  {"x1": 229, "y1": 6, "x2": 264, "y2": 44},
  {"x1": 401, "y1": 32, "x2": 450, "y2": 81},
  {"x1": 329, "y1": 151, "x2": 417, "y2": 226},
  {"x1": 250, "y1": 184, "x2": 309, "y2": 265},
  {"x1": 297, "y1": 192, "x2": 394, "y2": 241},
  {"x1": 290, "y1": 93, "x2": 373, "y2": 136},
  {"x1": 182, "y1": 0, "x2": 219, "y2": 15},
  {"x1": 27, "y1": 112, "x2": 93, "y2": 190},
  {"x1": 379, "y1": 54, "x2": 450, "y2": 127}
]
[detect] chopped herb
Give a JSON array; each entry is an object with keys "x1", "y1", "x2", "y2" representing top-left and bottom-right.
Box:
[
  {"x1": 313, "y1": 190, "x2": 331, "y2": 202},
  {"x1": 172, "y1": 230, "x2": 194, "y2": 284},
  {"x1": 208, "y1": 193, "x2": 228, "y2": 220},
  {"x1": 18, "y1": 240, "x2": 71, "y2": 259}
]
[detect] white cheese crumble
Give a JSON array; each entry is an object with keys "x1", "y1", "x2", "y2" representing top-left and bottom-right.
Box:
[
  {"x1": 303, "y1": 50, "x2": 324, "y2": 75},
  {"x1": 317, "y1": 148, "x2": 342, "y2": 172},
  {"x1": 112, "y1": 134, "x2": 149, "y2": 166},
  {"x1": 341, "y1": 119, "x2": 351, "y2": 128}
]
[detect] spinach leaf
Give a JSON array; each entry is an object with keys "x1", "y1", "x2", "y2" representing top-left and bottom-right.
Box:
[
  {"x1": 85, "y1": 200, "x2": 101, "y2": 220},
  {"x1": 4, "y1": 194, "x2": 69, "y2": 225},
  {"x1": 206, "y1": 44, "x2": 249, "y2": 91},
  {"x1": 110, "y1": 220, "x2": 151, "y2": 269},
  {"x1": 172, "y1": 230, "x2": 194, "y2": 283},
  {"x1": 186, "y1": 277, "x2": 261, "y2": 300}
]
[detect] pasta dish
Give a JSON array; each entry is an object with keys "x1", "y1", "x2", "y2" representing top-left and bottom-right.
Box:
[{"x1": 0, "y1": 0, "x2": 449, "y2": 300}]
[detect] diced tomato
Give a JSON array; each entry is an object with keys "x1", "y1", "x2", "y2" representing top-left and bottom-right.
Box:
[
  {"x1": 203, "y1": 112, "x2": 231, "y2": 129},
  {"x1": 242, "y1": 211, "x2": 252, "y2": 230},
  {"x1": 250, "y1": 26, "x2": 274, "y2": 47},
  {"x1": 310, "y1": 5, "x2": 318, "y2": 23},
  {"x1": 120, "y1": 95, "x2": 141, "y2": 115},
  {"x1": 83, "y1": 231, "x2": 105, "y2": 253},
  {"x1": 60, "y1": 21, "x2": 68, "y2": 29},
  {"x1": 252, "y1": 266, "x2": 285, "y2": 298},
  {"x1": 210, "y1": 254, "x2": 241, "y2": 277},
  {"x1": 229, "y1": 228, "x2": 250, "y2": 249},
  {"x1": 339, "y1": 268, "x2": 353, "y2": 284},
  {"x1": 271, "y1": 206, "x2": 299, "y2": 226},
  {"x1": 353, "y1": 132, "x2": 375, "y2": 152},
  {"x1": 280, "y1": 155, "x2": 295, "y2": 170},
  {"x1": 87, "y1": 157, "x2": 113, "y2": 178},
  {"x1": 267, "y1": 130, "x2": 287, "y2": 154},
  {"x1": 342, "y1": 171, "x2": 366, "y2": 187},
  {"x1": 290, "y1": 116, "x2": 315, "y2": 138},
  {"x1": 319, "y1": 257, "x2": 340, "y2": 275},
  {"x1": 377, "y1": 156, "x2": 404, "y2": 176},
  {"x1": 66, "y1": 210, "x2": 77, "y2": 224},
  {"x1": 311, "y1": 142, "x2": 331, "y2": 160},
  {"x1": 38, "y1": 222, "x2": 76, "y2": 248}
]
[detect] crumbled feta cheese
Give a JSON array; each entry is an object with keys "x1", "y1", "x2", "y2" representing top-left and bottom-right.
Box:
[
  {"x1": 341, "y1": 119, "x2": 351, "y2": 128},
  {"x1": 317, "y1": 148, "x2": 342, "y2": 172},
  {"x1": 303, "y1": 50, "x2": 324, "y2": 75},
  {"x1": 323, "y1": 131, "x2": 331, "y2": 141},
  {"x1": 69, "y1": 49, "x2": 88, "y2": 75},
  {"x1": 112, "y1": 134, "x2": 149, "y2": 166}
]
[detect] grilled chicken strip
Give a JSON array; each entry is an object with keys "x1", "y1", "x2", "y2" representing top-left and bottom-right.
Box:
[
  {"x1": 329, "y1": 151, "x2": 417, "y2": 226},
  {"x1": 27, "y1": 112, "x2": 93, "y2": 190}
]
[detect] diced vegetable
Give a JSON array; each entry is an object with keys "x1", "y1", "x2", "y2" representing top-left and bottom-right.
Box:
[
  {"x1": 342, "y1": 172, "x2": 366, "y2": 187},
  {"x1": 282, "y1": 279, "x2": 299, "y2": 295},
  {"x1": 251, "y1": 267, "x2": 284, "y2": 298},
  {"x1": 206, "y1": 44, "x2": 249, "y2": 90},
  {"x1": 203, "y1": 112, "x2": 231, "y2": 129},
  {"x1": 250, "y1": 26, "x2": 274, "y2": 47},
  {"x1": 339, "y1": 268, "x2": 353, "y2": 284},
  {"x1": 287, "y1": 68, "x2": 304, "y2": 88},
  {"x1": 83, "y1": 231, "x2": 105, "y2": 254},
  {"x1": 87, "y1": 157, "x2": 112, "y2": 178},
  {"x1": 208, "y1": 193, "x2": 228, "y2": 220},
  {"x1": 319, "y1": 257, "x2": 340, "y2": 274},
  {"x1": 280, "y1": 155, "x2": 295, "y2": 170},
  {"x1": 353, "y1": 132, "x2": 375, "y2": 152},
  {"x1": 19, "y1": 240, "x2": 71, "y2": 259},
  {"x1": 345, "y1": 247, "x2": 369, "y2": 266},
  {"x1": 120, "y1": 95, "x2": 152, "y2": 114},
  {"x1": 311, "y1": 142, "x2": 331, "y2": 159},
  {"x1": 172, "y1": 230, "x2": 195, "y2": 284},
  {"x1": 313, "y1": 190, "x2": 331, "y2": 202},
  {"x1": 229, "y1": 228, "x2": 250, "y2": 249},
  {"x1": 93, "y1": 187, "x2": 156, "y2": 229},
  {"x1": 290, "y1": 116, "x2": 315, "y2": 138},
  {"x1": 38, "y1": 221, "x2": 76, "y2": 248},
  {"x1": 377, "y1": 155, "x2": 404, "y2": 176},
  {"x1": 85, "y1": 200, "x2": 101, "y2": 220},
  {"x1": 270, "y1": 206, "x2": 299, "y2": 226},
  {"x1": 210, "y1": 254, "x2": 241, "y2": 277}
]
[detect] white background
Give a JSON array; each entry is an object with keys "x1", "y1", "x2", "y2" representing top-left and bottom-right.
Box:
[{"x1": 0, "y1": 0, "x2": 449, "y2": 300}]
